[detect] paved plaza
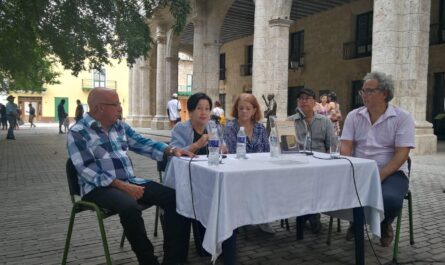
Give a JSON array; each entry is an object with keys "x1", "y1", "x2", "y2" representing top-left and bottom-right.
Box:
[{"x1": 1, "y1": 124, "x2": 445, "y2": 265}]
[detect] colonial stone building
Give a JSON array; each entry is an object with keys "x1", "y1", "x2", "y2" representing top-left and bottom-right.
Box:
[{"x1": 127, "y1": 0, "x2": 445, "y2": 155}]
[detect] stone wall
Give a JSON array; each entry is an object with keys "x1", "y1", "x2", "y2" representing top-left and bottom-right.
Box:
[
  {"x1": 288, "y1": 0, "x2": 373, "y2": 114},
  {"x1": 220, "y1": 35, "x2": 254, "y2": 117}
]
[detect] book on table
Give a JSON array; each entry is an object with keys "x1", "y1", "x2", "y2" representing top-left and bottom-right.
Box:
[{"x1": 274, "y1": 120, "x2": 300, "y2": 153}]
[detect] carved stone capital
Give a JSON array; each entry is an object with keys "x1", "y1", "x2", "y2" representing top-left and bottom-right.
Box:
[
  {"x1": 156, "y1": 35, "x2": 166, "y2": 44},
  {"x1": 268, "y1": 18, "x2": 293, "y2": 28},
  {"x1": 203, "y1": 41, "x2": 222, "y2": 48},
  {"x1": 165, "y1": 56, "x2": 180, "y2": 63}
]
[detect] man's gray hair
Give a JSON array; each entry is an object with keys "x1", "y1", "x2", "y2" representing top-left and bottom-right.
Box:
[{"x1": 363, "y1": 71, "x2": 394, "y2": 102}]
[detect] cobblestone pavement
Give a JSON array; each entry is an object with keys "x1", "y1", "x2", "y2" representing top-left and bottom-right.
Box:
[{"x1": 1, "y1": 125, "x2": 445, "y2": 265}]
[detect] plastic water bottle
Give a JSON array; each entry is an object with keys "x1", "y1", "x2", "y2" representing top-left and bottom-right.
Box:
[
  {"x1": 269, "y1": 127, "x2": 280, "y2": 158},
  {"x1": 208, "y1": 128, "x2": 220, "y2": 166},
  {"x1": 236, "y1": 127, "x2": 247, "y2": 159}
]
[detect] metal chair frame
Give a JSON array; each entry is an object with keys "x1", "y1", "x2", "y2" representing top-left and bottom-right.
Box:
[
  {"x1": 62, "y1": 159, "x2": 149, "y2": 265},
  {"x1": 392, "y1": 157, "x2": 414, "y2": 263}
]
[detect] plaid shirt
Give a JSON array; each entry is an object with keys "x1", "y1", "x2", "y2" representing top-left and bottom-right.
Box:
[{"x1": 67, "y1": 113, "x2": 167, "y2": 196}]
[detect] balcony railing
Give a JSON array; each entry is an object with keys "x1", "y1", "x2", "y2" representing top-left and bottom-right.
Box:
[
  {"x1": 343, "y1": 41, "x2": 357, "y2": 60},
  {"x1": 240, "y1": 64, "x2": 252, "y2": 76},
  {"x1": 343, "y1": 41, "x2": 371, "y2": 60},
  {"x1": 430, "y1": 23, "x2": 445, "y2": 45},
  {"x1": 178, "y1": 85, "x2": 192, "y2": 96},
  {"x1": 82, "y1": 79, "x2": 117, "y2": 91}
]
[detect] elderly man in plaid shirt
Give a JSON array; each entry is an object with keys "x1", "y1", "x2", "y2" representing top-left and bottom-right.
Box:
[{"x1": 67, "y1": 88, "x2": 193, "y2": 265}]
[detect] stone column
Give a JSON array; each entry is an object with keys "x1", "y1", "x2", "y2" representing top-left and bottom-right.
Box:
[
  {"x1": 252, "y1": 0, "x2": 292, "y2": 119},
  {"x1": 192, "y1": 17, "x2": 221, "y2": 102},
  {"x1": 166, "y1": 29, "x2": 180, "y2": 96},
  {"x1": 203, "y1": 42, "x2": 221, "y2": 101},
  {"x1": 151, "y1": 27, "x2": 170, "y2": 129},
  {"x1": 165, "y1": 56, "x2": 179, "y2": 97},
  {"x1": 139, "y1": 58, "x2": 152, "y2": 127},
  {"x1": 150, "y1": 47, "x2": 157, "y2": 117},
  {"x1": 372, "y1": 0, "x2": 436, "y2": 154},
  {"x1": 267, "y1": 18, "x2": 293, "y2": 118},
  {"x1": 192, "y1": 18, "x2": 205, "y2": 94},
  {"x1": 131, "y1": 58, "x2": 142, "y2": 127},
  {"x1": 126, "y1": 66, "x2": 134, "y2": 125}
]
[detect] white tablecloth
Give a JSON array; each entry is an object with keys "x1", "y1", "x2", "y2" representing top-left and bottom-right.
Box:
[{"x1": 164, "y1": 152, "x2": 384, "y2": 261}]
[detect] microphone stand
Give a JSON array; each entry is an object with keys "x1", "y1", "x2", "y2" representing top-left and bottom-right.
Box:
[
  {"x1": 297, "y1": 108, "x2": 313, "y2": 155},
  {"x1": 303, "y1": 120, "x2": 313, "y2": 155}
]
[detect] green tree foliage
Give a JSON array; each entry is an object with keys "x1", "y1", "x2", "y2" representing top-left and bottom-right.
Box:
[{"x1": 0, "y1": 0, "x2": 190, "y2": 92}]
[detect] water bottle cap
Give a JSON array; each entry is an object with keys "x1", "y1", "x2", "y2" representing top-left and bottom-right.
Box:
[{"x1": 240, "y1": 126, "x2": 245, "y2": 130}]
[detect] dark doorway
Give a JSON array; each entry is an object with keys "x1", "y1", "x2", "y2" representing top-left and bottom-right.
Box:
[
  {"x1": 433, "y1": 72, "x2": 445, "y2": 139},
  {"x1": 288, "y1": 86, "x2": 304, "y2": 116},
  {"x1": 351, "y1": 80, "x2": 364, "y2": 110}
]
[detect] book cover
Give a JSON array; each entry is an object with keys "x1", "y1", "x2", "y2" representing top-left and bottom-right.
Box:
[{"x1": 274, "y1": 120, "x2": 300, "y2": 153}]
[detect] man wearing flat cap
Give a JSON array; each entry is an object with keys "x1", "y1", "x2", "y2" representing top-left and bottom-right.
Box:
[
  {"x1": 5, "y1": 95, "x2": 18, "y2": 140},
  {"x1": 287, "y1": 87, "x2": 335, "y2": 233}
]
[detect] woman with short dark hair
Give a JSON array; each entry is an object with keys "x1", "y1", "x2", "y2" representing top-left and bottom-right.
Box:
[{"x1": 169, "y1": 92, "x2": 236, "y2": 265}]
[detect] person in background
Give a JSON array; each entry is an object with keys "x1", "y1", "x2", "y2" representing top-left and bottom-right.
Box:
[
  {"x1": 75, "y1": 99, "x2": 84, "y2": 123},
  {"x1": 340, "y1": 71, "x2": 415, "y2": 247},
  {"x1": 328, "y1": 92, "x2": 342, "y2": 135},
  {"x1": 169, "y1": 92, "x2": 236, "y2": 265},
  {"x1": 58, "y1": 99, "x2": 68, "y2": 134},
  {"x1": 211, "y1": 100, "x2": 225, "y2": 126},
  {"x1": 15, "y1": 108, "x2": 22, "y2": 129},
  {"x1": 28, "y1": 103, "x2": 36, "y2": 128},
  {"x1": 287, "y1": 88, "x2": 335, "y2": 234},
  {"x1": 167, "y1": 93, "x2": 181, "y2": 128},
  {"x1": 5, "y1": 95, "x2": 18, "y2": 140},
  {"x1": 0, "y1": 103, "x2": 8, "y2": 130},
  {"x1": 68, "y1": 87, "x2": 193, "y2": 265},
  {"x1": 223, "y1": 93, "x2": 273, "y2": 234},
  {"x1": 314, "y1": 94, "x2": 331, "y2": 117}
]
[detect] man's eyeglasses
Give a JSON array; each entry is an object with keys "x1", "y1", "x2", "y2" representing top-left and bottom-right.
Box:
[
  {"x1": 298, "y1": 96, "x2": 314, "y2": 101},
  {"x1": 100, "y1": 102, "x2": 122, "y2": 107},
  {"x1": 358, "y1": 88, "x2": 380, "y2": 96}
]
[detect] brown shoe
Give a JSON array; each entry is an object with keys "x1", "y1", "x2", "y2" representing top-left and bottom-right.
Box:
[
  {"x1": 345, "y1": 223, "x2": 354, "y2": 241},
  {"x1": 380, "y1": 223, "x2": 394, "y2": 247}
]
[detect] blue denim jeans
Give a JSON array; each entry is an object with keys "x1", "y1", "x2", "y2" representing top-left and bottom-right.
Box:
[{"x1": 381, "y1": 170, "x2": 409, "y2": 225}]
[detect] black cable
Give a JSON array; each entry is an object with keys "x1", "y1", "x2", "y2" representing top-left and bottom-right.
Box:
[
  {"x1": 187, "y1": 155, "x2": 209, "y2": 256},
  {"x1": 188, "y1": 156, "x2": 197, "y2": 220},
  {"x1": 311, "y1": 154, "x2": 383, "y2": 265}
]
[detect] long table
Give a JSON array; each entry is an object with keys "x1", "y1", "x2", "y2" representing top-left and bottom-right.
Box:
[{"x1": 164, "y1": 152, "x2": 384, "y2": 264}]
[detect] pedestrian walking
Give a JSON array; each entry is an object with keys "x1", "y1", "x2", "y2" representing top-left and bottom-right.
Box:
[
  {"x1": 58, "y1": 99, "x2": 68, "y2": 134},
  {"x1": 75, "y1": 99, "x2": 84, "y2": 123},
  {"x1": 5, "y1": 95, "x2": 18, "y2": 140},
  {"x1": 167, "y1": 93, "x2": 181, "y2": 128},
  {"x1": 0, "y1": 103, "x2": 7, "y2": 130},
  {"x1": 28, "y1": 103, "x2": 36, "y2": 128}
]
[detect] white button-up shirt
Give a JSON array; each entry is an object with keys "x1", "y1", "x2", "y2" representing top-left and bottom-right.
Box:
[{"x1": 340, "y1": 105, "x2": 415, "y2": 175}]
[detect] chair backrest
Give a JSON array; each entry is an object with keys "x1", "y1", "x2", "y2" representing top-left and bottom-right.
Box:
[
  {"x1": 157, "y1": 142, "x2": 170, "y2": 172},
  {"x1": 157, "y1": 158, "x2": 168, "y2": 173},
  {"x1": 66, "y1": 159, "x2": 81, "y2": 199},
  {"x1": 407, "y1": 156, "x2": 411, "y2": 178}
]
